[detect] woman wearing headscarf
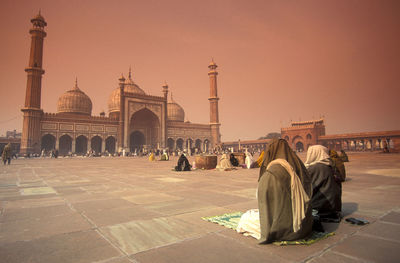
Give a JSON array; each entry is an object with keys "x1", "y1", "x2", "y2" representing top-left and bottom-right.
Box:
[
  {"x1": 216, "y1": 153, "x2": 234, "y2": 171},
  {"x1": 229, "y1": 153, "x2": 239, "y2": 167},
  {"x1": 305, "y1": 145, "x2": 342, "y2": 221},
  {"x1": 245, "y1": 150, "x2": 254, "y2": 169},
  {"x1": 329, "y1": 150, "x2": 346, "y2": 182},
  {"x1": 257, "y1": 139, "x2": 313, "y2": 243},
  {"x1": 175, "y1": 153, "x2": 191, "y2": 171}
]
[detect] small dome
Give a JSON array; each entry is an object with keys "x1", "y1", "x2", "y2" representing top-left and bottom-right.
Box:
[
  {"x1": 167, "y1": 94, "x2": 185, "y2": 122},
  {"x1": 57, "y1": 80, "x2": 92, "y2": 115}
]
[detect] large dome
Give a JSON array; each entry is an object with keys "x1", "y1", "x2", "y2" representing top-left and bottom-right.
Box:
[
  {"x1": 57, "y1": 80, "x2": 92, "y2": 115},
  {"x1": 108, "y1": 71, "x2": 145, "y2": 113},
  {"x1": 167, "y1": 95, "x2": 185, "y2": 122}
]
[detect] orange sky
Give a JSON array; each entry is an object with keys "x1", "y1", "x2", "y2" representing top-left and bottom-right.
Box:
[{"x1": 0, "y1": 0, "x2": 399, "y2": 141}]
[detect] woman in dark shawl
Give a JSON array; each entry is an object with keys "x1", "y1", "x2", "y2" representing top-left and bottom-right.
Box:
[
  {"x1": 305, "y1": 145, "x2": 342, "y2": 221},
  {"x1": 230, "y1": 153, "x2": 239, "y2": 167},
  {"x1": 329, "y1": 150, "x2": 346, "y2": 182},
  {"x1": 257, "y1": 139, "x2": 313, "y2": 244},
  {"x1": 175, "y1": 153, "x2": 191, "y2": 171}
]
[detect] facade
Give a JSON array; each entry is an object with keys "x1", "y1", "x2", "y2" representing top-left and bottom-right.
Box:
[
  {"x1": 281, "y1": 119, "x2": 400, "y2": 152},
  {"x1": 20, "y1": 13, "x2": 221, "y2": 156}
]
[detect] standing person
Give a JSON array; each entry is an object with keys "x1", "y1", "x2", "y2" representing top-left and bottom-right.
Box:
[
  {"x1": 257, "y1": 139, "x2": 313, "y2": 243},
  {"x1": 305, "y1": 145, "x2": 342, "y2": 221},
  {"x1": 2, "y1": 143, "x2": 12, "y2": 165}
]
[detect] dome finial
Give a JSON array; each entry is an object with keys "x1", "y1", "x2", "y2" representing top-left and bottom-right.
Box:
[
  {"x1": 74, "y1": 77, "x2": 79, "y2": 90},
  {"x1": 128, "y1": 66, "x2": 132, "y2": 80}
]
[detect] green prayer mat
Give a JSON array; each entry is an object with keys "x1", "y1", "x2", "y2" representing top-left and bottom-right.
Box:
[{"x1": 202, "y1": 212, "x2": 335, "y2": 246}]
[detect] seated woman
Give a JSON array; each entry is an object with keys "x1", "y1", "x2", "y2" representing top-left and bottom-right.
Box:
[
  {"x1": 230, "y1": 153, "x2": 239, "y2": 167},
  {"x1": 250, "y1": 150, "x2": 264, "y2": 168},
  {"x1": 216, "y1": 153, "x2": 234, "y2": 171},
  {"x1": 329, "y1": 149, "x2": 346, "y2": 182},
  {"x1": 245, "y1": 151, "x2": 254, "y2": 169},
  {"x1": 305, "y1": 145, "x2": 342, "y2": 221},
  {"x1": 237, "y1": 139, "x2": 313, "y2": 243},
  {"x1": 148, "y1": 151, "x2": 155, "y2": 161},
  {"x1": 160, "y1": 149, "x2": 169, "y2": 161},
  {"x1": 175, "y1": 153, "x2": 191, "y2": 171}
]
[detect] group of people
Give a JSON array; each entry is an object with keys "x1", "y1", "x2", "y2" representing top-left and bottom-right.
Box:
[{"x1": 237, "y1": 139, "x2": 346, "y2": 244}]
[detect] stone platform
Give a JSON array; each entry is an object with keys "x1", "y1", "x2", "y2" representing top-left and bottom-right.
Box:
[{"x1": 0, "y1": 152, "x2": 399, "y2": 263}]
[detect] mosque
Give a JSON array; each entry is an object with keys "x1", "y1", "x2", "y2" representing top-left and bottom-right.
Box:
[{"x1": 20, "y1": 13, "x2": 221, "y2": 156}]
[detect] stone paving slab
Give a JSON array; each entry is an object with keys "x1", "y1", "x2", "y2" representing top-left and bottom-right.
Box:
[
  {"x1": 331, "y1": 235, "x2": 400, "y2": 263},
  {"x1": 0, "y1": 230, "x2": 121, "y2": 263},
  {"x1": 132, "y1": 232, "x2": 288, "y2": 263}
]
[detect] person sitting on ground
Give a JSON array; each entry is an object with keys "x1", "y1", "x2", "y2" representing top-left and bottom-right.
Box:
[
  {"x1": 148, "y1": 151, "x2": 155, "y2": 161},
  {"x1": 305, "y1": 145, "x2": 342, "y2": 222},
  {"x1": 250, "y1": 150, "x2": 264, "y2": 168},
  {"x1": 216, "y1": 153, "x2": 234, "y2": 171},
  {"x1": 329, "y1": 149, "x2": 346, "y2": 182},
  {"x1": 175, "y1": 153, "x2": 191, "y2": 171},
  {"x1": 237, "y1": 139, "x2": 313, "y2": 242},
  {"x1": 160, "y1": 149, "x2": 169, "y2": 161},
  {"x1": 230, "y1": 153, "x2": 239, "y2": 167},
  {"x1": 339, "y1": 150, "x2": 349, "y2": 162},
  {"x1": 2, "y1": 143, "x2": 12, "y2": 165},
  {"x1": 245, "y1": 150, "x2": 254, "y2": 169}
]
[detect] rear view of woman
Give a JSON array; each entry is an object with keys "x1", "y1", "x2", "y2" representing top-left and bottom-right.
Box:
[
  {"x1": 257, "y1": 139, "x2": 313, "y2": 243},
  {"x1": 305, "y1": 145, "x2": 342, "y2": 221}
]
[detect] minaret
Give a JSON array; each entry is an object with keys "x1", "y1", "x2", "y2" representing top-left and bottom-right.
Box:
[
  {"x1": 20, "y1": 12, "x2": 47, "y2": 155},
  {"x1": 208, "y1": 59, "x2": 221, "y2": 147},
  {"x1": 118, "y1": 74, "x2": 125, "y2": 153}
]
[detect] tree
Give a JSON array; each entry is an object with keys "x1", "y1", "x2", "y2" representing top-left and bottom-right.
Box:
[{"x1": 258, "y1": 132, "x2": 281, "y2": 140}]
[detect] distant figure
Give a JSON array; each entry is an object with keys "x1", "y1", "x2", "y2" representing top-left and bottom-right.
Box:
[
  {"x1": 305, "y1": 145, "x2": 342, "y2": 222},
  {"x1": 245, "y1": 151, "x2": 254, "y2": 169},
  {"x1": 2, "y1": 143, "x2": 12, "y2": 165},
  {"x1": 160, "y1": 149, "x2": 169, "y2": 161},
  {"x1": 149, "y1": 152, "x2": 155, "y2": 162},
  {"x1": 257, "y1": 139, "x2": 312, "y2": 243},
  {"x1": 329, "y1": 150, "x2": 346, "y2": 182},
  {"x1": 175, "y1": 154, "x2": 191, "y2": 171},
  {"x1": 339, "y1": 150, "x2": 349, "y2": 162},
  {"x1": 250, "y1": 150, "x2": 264, "y2": 168},
  {"x1": 216, "y1": 153, "x2": 234, "y2": 171},
  {"x1": 230, "y1": 153, "x2": 239, "y2": 167}
]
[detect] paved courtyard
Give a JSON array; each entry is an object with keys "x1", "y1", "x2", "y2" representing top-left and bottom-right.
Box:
[{"x1": 0, "y1": 152, "x2": 399, "y2": 263}]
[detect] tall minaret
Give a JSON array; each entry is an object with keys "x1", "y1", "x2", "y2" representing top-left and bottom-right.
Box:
[
  {"x1": 20, "y1": 12, "x2": 47, "y2": 155},
  {"x1": 208, "y1": 59, "x2": 221, "y2": 147}
]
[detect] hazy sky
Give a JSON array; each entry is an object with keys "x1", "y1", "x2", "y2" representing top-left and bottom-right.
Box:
[{"x1": 0, "y1": 0, "x2": 399, "y2": 141}]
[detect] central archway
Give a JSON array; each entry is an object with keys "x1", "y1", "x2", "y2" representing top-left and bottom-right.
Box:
[
  {"x1": 129, "y1": 108, "x2": 160, "y2": 151},
  {"x1": 295, "y1": 141, "x2": 304, "y2": 152},
  {"x1": 130, "y1": 131, "x2": 145, "y2": 152}
]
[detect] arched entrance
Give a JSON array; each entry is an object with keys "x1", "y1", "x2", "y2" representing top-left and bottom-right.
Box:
[
  {"x1": 203, "y1": 139, "x2": 210, "y2": 152},
  {"x1": 129, "y1": 108, "x2": 160, "y2": 150},
  {"x1": 295, "y1": 141, "x2": 304, "y2": 152},
  {"x1": 76, "y1": 135, "x2": 88, "y2": 155},
  {"x1": 167, "y1": 138, "x2": 175, "y2": 150},
  {"x1": 195, "y1": 139, "x2": 202, "y2": 151},
  {"x1": 105, "y1": 136, "x2": 116, "y2": 154},
  {"x1": 176, "y1": 138, "x2": 184, "y2": 150},
  {"x1": 130, "y1": 131, "x2": 145, "y2": 152},
  {"x1": 91, "y1": 136, "x2": 102, "y2": 154},
  {"x1": 41, "y1": 134, "x2": 55, "y2": 152},
  {"x1": 59, "y1": 134, "x2": 72, "y2": 155}
]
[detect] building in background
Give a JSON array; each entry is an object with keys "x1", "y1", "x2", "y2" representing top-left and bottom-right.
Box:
[{"x1": 20, "y1": 13, "x2": 221, "y2": 156}]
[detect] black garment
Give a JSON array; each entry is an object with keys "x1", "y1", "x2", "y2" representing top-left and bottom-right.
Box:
[
  {"x1": 339, "y1": 150, "x2": 349, "y2": 162},
  {"x1": 175, "y1": 154, "x2": 191, "y2": 171},
  {"x1": 230, "y1": 154, "x2": 239, "y2": 167},
  {"x1": 308, "y1": 163, "x2": 342, "y2": 219}
]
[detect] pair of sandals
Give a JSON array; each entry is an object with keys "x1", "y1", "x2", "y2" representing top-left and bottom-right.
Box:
[{"x1": 345, "y1": 217, "x2": 369, "y2": 225}]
